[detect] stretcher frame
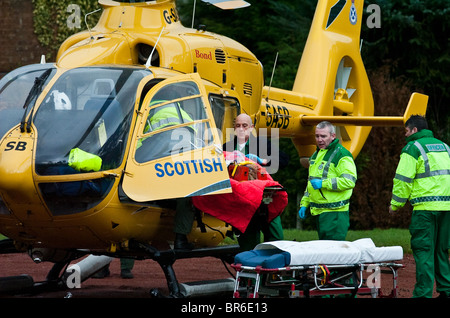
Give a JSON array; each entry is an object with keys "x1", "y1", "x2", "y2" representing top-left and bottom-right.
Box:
[{"x1": 231, "y1": 261, "x2": 403, "y2": 298}]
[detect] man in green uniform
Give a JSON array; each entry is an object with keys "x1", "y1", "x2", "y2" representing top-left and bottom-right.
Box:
[
  {"x1": 299, "y1": 121, "x2": 357, "y2": 241},
  {"x1": 223, "y1": 114, "x2": 288, "y2": 251},
  {"x1": 389, "y1": 115, "x2": 450, "y2": 298}
]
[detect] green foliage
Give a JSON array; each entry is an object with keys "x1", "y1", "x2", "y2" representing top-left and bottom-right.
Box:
[
  {"x1": 32, "y1": 0, "x2": 101, "y2": 59},
  {"x1": 362, "y1": 0, "x2": 450, "y2": 143},
  {"x1": 350, "y1": 67, "x2": 414, "y2": 230}
]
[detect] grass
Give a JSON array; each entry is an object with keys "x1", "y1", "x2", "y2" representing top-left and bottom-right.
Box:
[
  {"x1": 223, "y1": 228, "x2": 413, "y2": 254},
  {"x1": 1, "y1": 229, "x2": 413, "y2": 254}
]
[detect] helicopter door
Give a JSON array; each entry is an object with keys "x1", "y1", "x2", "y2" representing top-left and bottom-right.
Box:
[{"x1": 122, "y1": 73, "x2": 232, "y2": 202}]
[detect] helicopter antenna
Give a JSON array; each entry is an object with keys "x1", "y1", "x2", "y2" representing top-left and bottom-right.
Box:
[
  {"x1": 85, "y1": 8, "x2": 102, "y2": 40},
  {"x1": 266, "y1": 52, "x2": 279, "y2": 101},
  {"x1": 192, "y1": 0, "x2": 197, "y2": 28},
  {"x1": 146, "y1": 27, "x2": 165, "y2": 68}
]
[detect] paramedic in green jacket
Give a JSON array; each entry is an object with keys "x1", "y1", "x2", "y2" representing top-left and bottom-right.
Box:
[
  {"x1": 298, "y1": 121, "x2": 357, "y2": 241},
  {"x1": 389, "y1": 115, "x2": 450, "y2": 298}
]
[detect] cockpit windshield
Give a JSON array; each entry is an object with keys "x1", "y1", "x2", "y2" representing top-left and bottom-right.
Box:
[
  {"x1": 0, "y1": 63, "x2": 56, "y2": 139},
  {"x1": 33, "y1": 66, "x2": 150, "y2": 175}
]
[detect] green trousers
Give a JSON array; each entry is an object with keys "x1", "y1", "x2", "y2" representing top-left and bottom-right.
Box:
[
  {"x1": 237, "y1": 215, "x2": 284, "y2": 251},
  {"x1": 315, "y1": 211, "x2": 349, "y2": 241},
  {"x1": 120, "y1": 258, "x2": 135, "y2": 270},
  {"x1": 173, "y1": 198, "x2": 195, "y2": 235},
  {"x1": 409, "y1": 210, "x2": 450, "y2": 298}
]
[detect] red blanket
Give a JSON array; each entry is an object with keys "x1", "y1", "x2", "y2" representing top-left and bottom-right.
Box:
[{"x1": 192, "y1": 176, "x2": 288, "y2": 233}]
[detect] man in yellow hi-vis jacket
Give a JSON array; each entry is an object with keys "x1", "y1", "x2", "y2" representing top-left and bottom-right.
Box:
[
  {"x1": 299, "y1": 121, "x2": 357, "y2": 241},
  {"x1": 389, "y1": 115, "x2": 450, "y2": 298}
]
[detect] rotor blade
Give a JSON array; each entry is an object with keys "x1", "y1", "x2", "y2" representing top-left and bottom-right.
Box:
[
  {"x1": 336, "y1": 65, "x2": 352, "y2": 89},
  {"x1": 201, "y1": 0, "x2": 250, "y2": 10},
  {"x1": 347, "y1": 88, "x2": 356, "y2": 98},
  {"x1": 335, "y1": 59, "x2": 344, "y2": 89}
]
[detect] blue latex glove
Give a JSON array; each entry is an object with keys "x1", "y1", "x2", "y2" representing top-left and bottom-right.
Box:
[
  {"x1": 310, "y1": 179, "x2": 322, "y2": 190},
  {"x1": 298, "y1": 206, "x2": 307, "y2": 219},
  {"x1": 247, "y1": 153, "x2": 263, "y2": 164}
]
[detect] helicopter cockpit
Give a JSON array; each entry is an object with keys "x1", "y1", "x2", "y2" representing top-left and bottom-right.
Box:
[
  {"x1": 0, "y1": 64, "x2": 235, "y2": 216},
  {"x1": 29, "y1": 66, "x2": 151, "y2": 215}
]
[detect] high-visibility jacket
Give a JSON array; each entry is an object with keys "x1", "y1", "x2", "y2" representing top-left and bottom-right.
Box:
[
  {"x1": 300, "y1": 138, "x2": 357, "y2": 215},
  {"x1": 68, "y1": 147, "x2": 102, "y2": 172},
  {"x1": 137, "y1": 101, "x2": 194, "y2": 149},
  {"x1": 390, "y1": 129, "x2": 450, "y2": 211},
  {"x1": 146, "y1": 102, "x2": 193, "y2": 132}
]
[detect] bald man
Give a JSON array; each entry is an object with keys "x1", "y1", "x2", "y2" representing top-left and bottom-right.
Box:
[{"x1": 223, "y1": 113, "x2": 288, "y2": 250}]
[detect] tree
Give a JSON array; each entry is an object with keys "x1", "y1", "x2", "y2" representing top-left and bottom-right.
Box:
[{"x1": 362, "y1": 0, "x2": 450, "y2": 143}]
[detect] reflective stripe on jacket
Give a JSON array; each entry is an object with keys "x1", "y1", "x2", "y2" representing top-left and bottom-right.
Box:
[
  {"x1": 147, "y1": 102, "x2": 193, "y2": 132},
  {"x1": 391, "y1": 129, "x2": 450, "y2": 211},
  {"x1": 300, "y1": 138, "x2": 357, "y2": 215}
]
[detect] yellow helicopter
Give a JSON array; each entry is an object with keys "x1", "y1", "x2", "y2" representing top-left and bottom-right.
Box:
[{"x1": 0, "y1": 0, "x2": 427, "y2": 296}]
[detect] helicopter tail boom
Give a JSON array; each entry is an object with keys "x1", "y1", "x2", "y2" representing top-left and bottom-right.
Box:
[{"x1": 300, "y1": 92, "x2": 429, "y2": 127}]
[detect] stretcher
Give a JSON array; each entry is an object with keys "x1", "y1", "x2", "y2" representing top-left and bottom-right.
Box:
[{"x1": 231, "y1": 238, "x2": 404, "y2": 298}]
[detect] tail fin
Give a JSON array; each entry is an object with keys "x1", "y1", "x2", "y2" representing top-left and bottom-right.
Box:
[
  {"x1": 290, "y1": 0, "x2": 373, "y2": 157},
  {"x1": 292, "y1": 0, "x2": 372, "y2": 119},
  {"x1": 403, "y1": 92, "x2": 428, "y2": 123}
]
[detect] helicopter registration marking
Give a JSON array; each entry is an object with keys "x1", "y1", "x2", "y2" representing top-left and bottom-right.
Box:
[
  {"x1": 265, "y1": 104, "x2": 290, "y2": 129},
  {"x1": 155, "y1": 158, "x2": 223, "y2": 177},
  {"x1": 163, "y1": 8, "x2": 179, "y2": 24},
  {"x1": 4, "y1": 141, "x2": 27, "y2": 151}
]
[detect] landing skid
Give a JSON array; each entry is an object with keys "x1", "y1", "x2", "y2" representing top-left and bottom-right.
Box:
[
  {"x1": 0, "y1": 238, "x2": 240, "y2": 297},
  {"x1": 132, "y1": 241, "x2": 240, "y2": 298},
  {"x1": 0, "y1": 259, "x2": 76, "y2": 296}
]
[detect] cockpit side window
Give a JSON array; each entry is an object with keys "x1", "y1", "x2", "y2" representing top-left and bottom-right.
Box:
[
  {"x1": 208, "y1": 94, "x2": 240, "y2": 144},
  {"x1": 135, "y1": 81, "x2": 214, "y2": 163}
]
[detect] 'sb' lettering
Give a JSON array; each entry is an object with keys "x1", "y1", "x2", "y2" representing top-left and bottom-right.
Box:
[
  {"x1": 16, "y1": 141, "x2": 27, "y2": 151},
  {"x1": 4, "y1": 141, "x2": 27, "y2": 151}
]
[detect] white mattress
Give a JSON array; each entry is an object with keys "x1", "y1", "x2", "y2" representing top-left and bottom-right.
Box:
[{"x1": 254, "y1": 238, "x2": 403, "y2": 265}]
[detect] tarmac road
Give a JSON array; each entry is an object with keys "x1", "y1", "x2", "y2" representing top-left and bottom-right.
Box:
[{"x1": 0, "y1": 252, "x2": 436, "y2": 298}]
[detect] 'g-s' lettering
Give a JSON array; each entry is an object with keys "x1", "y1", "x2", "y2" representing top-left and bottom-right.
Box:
[
  {"x1": 163, "y1": 8, "x2": 179, "y2": 24},
  {"x1": 5, "y1": 141, "x2": 27, "y2": 151}
]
